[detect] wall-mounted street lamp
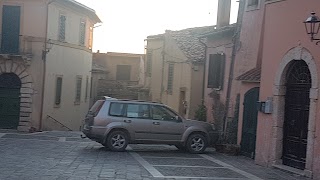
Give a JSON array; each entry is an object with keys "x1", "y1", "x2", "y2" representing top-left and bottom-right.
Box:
[{"x1": 304, "y1": 12, "x2": 320, "y2": 45}]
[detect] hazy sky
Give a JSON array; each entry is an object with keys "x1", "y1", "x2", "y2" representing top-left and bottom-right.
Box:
[{"x1": 75, "y1": 0, "x2": 239, "y2": 54}]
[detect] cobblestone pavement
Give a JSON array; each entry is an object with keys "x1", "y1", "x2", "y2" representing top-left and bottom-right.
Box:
[{"x1": 0, "y1": 131, "x2": 310, "y2": 180}]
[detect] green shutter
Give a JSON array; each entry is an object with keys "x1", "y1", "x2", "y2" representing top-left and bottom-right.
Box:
[
  {"x1": 55, "y1": 77, "x2": 63, "y2": 105},
  {"x1": 208, "y1": 54, "x2": 225, "y2": 89},
  {"x1": 167, "y1": 63, "x2": 174, "y2": 94}
]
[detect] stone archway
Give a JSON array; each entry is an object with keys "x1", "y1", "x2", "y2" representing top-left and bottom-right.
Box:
[
  {"x1": 0, "y1": 59, "x2": 33, "y2": 131},
  {"x1": 272, "y1": 46, "x2": 318, "y2": 177}
]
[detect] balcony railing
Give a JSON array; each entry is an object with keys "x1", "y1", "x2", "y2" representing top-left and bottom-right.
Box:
[{"x1": 0, "y1": 34, "x2": 38, "y2": 56}]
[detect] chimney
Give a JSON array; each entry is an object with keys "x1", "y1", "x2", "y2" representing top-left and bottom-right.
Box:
[{"x1": 217, "y1": 0, "x2": 231, "y2": 28}]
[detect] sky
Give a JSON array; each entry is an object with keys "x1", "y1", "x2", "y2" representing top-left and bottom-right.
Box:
[{"x1": 75, "y1": 0, "x2": 239, "y2": 54}]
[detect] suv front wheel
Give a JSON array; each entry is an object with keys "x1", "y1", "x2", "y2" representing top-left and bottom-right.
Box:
[
  {"x1": 107, "y1": 131, "x2": 129, "y2": 151},
  {"x1": 186, "y1": 133, "x2": 207, "y2": 154}
]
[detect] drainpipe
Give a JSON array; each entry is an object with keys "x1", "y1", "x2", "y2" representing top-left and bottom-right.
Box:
[
  {"x1": 198, "y1": 39, "x2": 207, "y2": 103},
  {"x1": 222, "y1": 0, "x2": 245, "y2": 139},
  {"x1": 39, "y1": 0, "x2": 55, "y2": 131}
]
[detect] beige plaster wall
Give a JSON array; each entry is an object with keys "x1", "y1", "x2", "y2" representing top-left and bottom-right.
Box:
[{"x1": 42, "y1": 3, "x2": 94, "y2": 131}]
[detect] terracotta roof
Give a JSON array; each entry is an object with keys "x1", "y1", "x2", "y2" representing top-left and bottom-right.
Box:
[
  {"x1": 167, "y1": 26, "x2": 216, "y2": 63},
  {"x1": 236, "y1": 67, "x2": 261, "y2": 82}
]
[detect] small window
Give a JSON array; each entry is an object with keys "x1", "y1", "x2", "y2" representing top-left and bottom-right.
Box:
[
  {"x1": 146, "y1": 50, "x2": 153, "y2": 77},
  {"x1": 55, "y1": 76, "x2": 63, "y2": 106},
  {"x1": 59, "y1": 14, "x2": 66, "y2": 41},
  {"x1": 126, "y1": 104, "x2": 150, "y2": 119},
  {"x1": 247, "y1": 0, "x2": 259, "y2": 6},
  {"x1": 109, "y1": 102, "x2": 126, "y2": 117},
  {"x1": 75, "y1": 76, "x2": 82, "y2": 104},
  {"x1": 88, "y1": 26, "x2": 93, "y2": 49},
  {"x1": 116, "y1": 65, "x2": 131, "y2": 80},
  {"x1": 90, "y1": 77, "x2": 93, "y2": 98},
  {"x1": 79, "y1": 19, "x2": 86, "y2": 45},
  {"x1": 85, "y1": 76, "x2": 89, "y2": 101},
  {"x1": 151, "y1": 105, "x2": 177, "y2": 121},
  {"x1": 167, "y1": 63, "x2": 174, "y2": 94},
  {"x1": 208, "y1": 54, "x2": 225, "y2": 89}
]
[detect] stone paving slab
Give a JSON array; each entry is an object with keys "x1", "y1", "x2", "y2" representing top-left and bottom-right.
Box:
[{"x1": 0, "y1": 131, "x2": 312, "y2": 180}]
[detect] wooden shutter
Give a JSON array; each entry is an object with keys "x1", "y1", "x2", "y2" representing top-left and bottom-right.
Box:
[
  {"x1": 116, "y1": 65, "x2": 131, "y2": 80},
  {"x1": 59, "y1": 15, "x2": 66, "y2": 41},
  {"x1": 55, "y1": 77, "x2": 63, "y2": 105},
  {"x1": 146, "y1": 50, "x2": 153, "y2": 77},
  {"x1": 208, "y1": 54, "x2": 225, "y2": 89},
  {"x1": 167, "y1": 63, "x2": 174, "y2": 94},
  {"x1": 1, "y1": 6, "x2": 21, "y2": 54}
]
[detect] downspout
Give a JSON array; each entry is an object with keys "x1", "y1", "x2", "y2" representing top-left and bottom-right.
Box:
[
  {"x1": 222, "y1": 0, "x2": 245, "y2": 138},
  {"x1": 198, "y1": 39, "x2": 207, "y2": 103},
  {"x1": 39, "y1": 0, "x2": 55, "y2": 131}
]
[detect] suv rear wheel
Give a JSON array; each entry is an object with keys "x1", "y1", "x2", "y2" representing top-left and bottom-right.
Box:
[
  {"x1": 107, "y1": 131, "x2": 128, "y2": 151},
  {"x1": 186, "y1": 134, "x2": 207, "y2": 154}
]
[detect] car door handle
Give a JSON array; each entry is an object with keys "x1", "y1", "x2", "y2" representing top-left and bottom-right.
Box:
[
  {"x1": 124, "y1": 119, "x2": 132, "y2": 123},
  {"x1": 153, "y1": 122, "x2": 160, "y2": 125}
]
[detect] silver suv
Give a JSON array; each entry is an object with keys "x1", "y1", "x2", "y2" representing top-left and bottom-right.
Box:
[{"x1": 83, "y1": 97, "x2": 218, "y2": 153}]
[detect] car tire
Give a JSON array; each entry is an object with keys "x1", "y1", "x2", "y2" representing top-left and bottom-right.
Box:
[
  {"x1": 106, "y1": 131, "x2": 128, "y2": 152},
  {"x1": 175, "y1": 144, "x2": 186, "y2": 151},
  {"x1": 186, "y1": 134, "x2": 207, "y2": 154}
]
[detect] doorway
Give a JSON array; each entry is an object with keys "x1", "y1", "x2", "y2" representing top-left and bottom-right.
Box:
[
  {"x1": 0, "y1": 73, "x2": 21, "y2": 129},
  {"x1": 241, "y1": 87, "x2": 259, "y2": 158},
  {"x1": 283, "y1": 60, "x2": 311, "y2": 170}
]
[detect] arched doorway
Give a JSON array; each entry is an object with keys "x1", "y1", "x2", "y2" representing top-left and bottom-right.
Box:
[
  {"x1": 283, "y1": 60, "x2": 311, "y2": 170},
  {"x1": 0, "y1": 73, "x2": 21, "y2": 129},
  {"x1": 241, "y1": 87, "x2": 259, "y2": 158}
]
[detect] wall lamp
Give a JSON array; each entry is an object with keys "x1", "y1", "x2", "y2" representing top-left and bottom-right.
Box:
[{"x1": 304, "y1": 12, "x2": 320, "y2": 45}]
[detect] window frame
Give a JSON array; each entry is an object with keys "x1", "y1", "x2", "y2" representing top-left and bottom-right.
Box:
[
  {"x1": 108, "y1": 102, "x2": 126, "y2": 117},
  {"x1": 151, "y1": 105, "x2": 180, "y2": 122},
  {"x1": 58, "y1": 13, "x2": 66, "y2": 42},
  {"x1": 54, "y1": 75, "x2": 63, "y2": 107},
  {"x1": 207, "y1": 54, "x2": 225, "y2": 90},
  {"x1": 246, "y1": 0, "x2": 260, "y2": 11},
  {"x1": 125, "y1": 103, "x2": 151, "y2": 119},
  {"x1": 116, "y1": 65, "x2": 131, "y2": 81},
  {"x1": 167, "y1": 63, "x2": 174, "y2": 94},
  {"x1": 75, "y1": 76, "x2": 82, "y2": 104},
  {"x1": 79, "y1": 18, "x2": 86, "y2": 46}
]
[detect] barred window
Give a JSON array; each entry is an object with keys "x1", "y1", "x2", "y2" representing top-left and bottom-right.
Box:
[
  {"x1": 79, "y1": 19, "x2": 86, "y2": 45},
  {"x1": 167, "y1": 63, "x2": 174, "y2": 94},
  {"x1": 75, "y1": 76, "x2": 82, "y2": 104},
  {"x1": 55, "y1": 77, "x2": 63, "y2": 106},
  {"x1": 59, "y1": 14, "x2": 66, "y2": 41}
]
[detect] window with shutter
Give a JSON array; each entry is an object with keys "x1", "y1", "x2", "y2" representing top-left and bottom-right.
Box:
[
  {"x1": 247, "y1": 0, "x2": 259, "y2": 6},
  {"x1": 167, "y1": 63, "x2": 174, "y2": 94},
  {"x1": 75, "y1": 76, "x2": 82, "y2": 104},
  {"x1": 59, "y1": 14, "x2": 66, "y2": 41},
  {"x1": 55, "y1": 77, "x2": 63, "y2": 106},
  {"x1": 116, "y1": 65, "x2": 131, "y2": 80},
  {"x1": 207, "y1": 54, "x2": 225, "y2": 89},
  {"x1": 79, "y1": 19, "x2": 86, "y2": 45},
  {"x1": 85, "y1": 76, "x2": 89, "y2": 101},
  {"x1": 146, "y1": 50, "x2": 153, "y2": 77}
]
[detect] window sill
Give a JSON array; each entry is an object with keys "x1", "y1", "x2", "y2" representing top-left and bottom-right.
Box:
[
  {"x1": 54, "y1": 104, "x2": 61, "y2": 108},
  {"x1": 74, "y1": 101, "x2": 81, "y2": 105}
]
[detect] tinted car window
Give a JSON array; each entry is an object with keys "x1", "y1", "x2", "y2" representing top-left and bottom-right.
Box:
[
  {"x1": 89, "y1": 100, "x2": 105, "y2": 116},
  {"x1": 151, "y1": 105, "x2": 177, "y2": 121},
  {"x1": 126, "y1": 104, "x2": 150, "y2": 119},
  {"x1": 109, "y1": 102, "x2": 125, "y2": 117}
]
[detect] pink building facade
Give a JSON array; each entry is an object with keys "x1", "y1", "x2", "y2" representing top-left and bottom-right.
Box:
[{"x1": 204, "y1": 0, "x2": 320, "y2": 178}]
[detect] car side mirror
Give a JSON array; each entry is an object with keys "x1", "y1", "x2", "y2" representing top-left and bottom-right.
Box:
[{"x1": 175, "y1": 116, "x2": 182, "y2": 122}]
